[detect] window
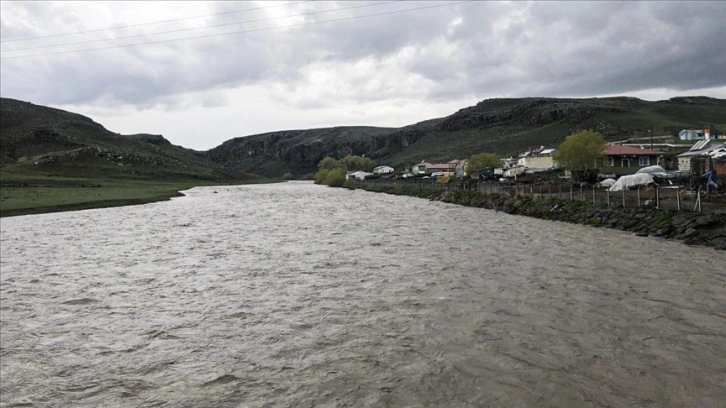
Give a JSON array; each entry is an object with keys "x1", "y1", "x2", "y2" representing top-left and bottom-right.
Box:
[
  {"x1": 639, "y1": 156, "x2": 650, "y2": 166},
  {"x1": 605, "y1": 157, "x2": 614, "y2": 167}
]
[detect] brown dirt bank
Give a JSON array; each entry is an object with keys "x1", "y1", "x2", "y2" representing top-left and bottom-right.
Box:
[{"x1": 346, "y1": 183, "x2": 726, "y2": 250}]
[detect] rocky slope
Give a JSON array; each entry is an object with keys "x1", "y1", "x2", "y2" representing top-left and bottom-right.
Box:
[
  {"x1": 0, "y1": 98, "x2": 247, "y2": 181},
  {"x1": 205, "y1": 97, "x2": 726, "y2": 177}
]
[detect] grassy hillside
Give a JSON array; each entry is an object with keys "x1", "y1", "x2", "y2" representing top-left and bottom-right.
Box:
[
  {"x1": 206, "y1": 96, "x2": 726, "y2": 174},
  {"x1": 385, "y1": 97, "x2": 726, "y2": 166},
  {"x1": 0, "y1": 98, "x2": 266, "y2": 216},
  {"x1": 2, "y1": 95, "x2": 724, "y2": 216}
]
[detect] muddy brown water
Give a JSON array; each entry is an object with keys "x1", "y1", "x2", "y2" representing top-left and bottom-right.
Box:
[{"x1": 1, "y1": 181, "x2": 725, "y2": 407}]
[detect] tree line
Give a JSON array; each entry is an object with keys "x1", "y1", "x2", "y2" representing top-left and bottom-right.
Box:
[
  {"x1": 314, "y1": 155, "x2": 376, "y2": 187},
  {"x1": 313, "y1": 130, "x2": 607, "y2": 185}
]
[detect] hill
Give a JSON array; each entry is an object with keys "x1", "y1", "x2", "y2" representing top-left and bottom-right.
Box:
[
  {"x1": 3, "y1": 96, "x2": 725, "y2": 182},
  {"x1": 0, "y1": 97, "x2": 254, "y2": 182},
  {"x1": 206, "y1": 96, "x2": 726, "y2": 176},
  {"x1": 0, "y1": 98, "x2": 265, "y2": 217}
]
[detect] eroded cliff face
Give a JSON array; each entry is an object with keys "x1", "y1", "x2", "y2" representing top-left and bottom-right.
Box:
[
  {"x1": 203, "y1": 97, "x2": 649, "y2": 176},
  {"x1": 437, "y1": 98, "x2": 629, "y2": 131},
  {"x1": 204, "y1": 126, "x2": 425, "y2": 176}
]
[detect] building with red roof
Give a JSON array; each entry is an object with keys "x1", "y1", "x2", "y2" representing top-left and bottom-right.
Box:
[{"x1": 602, "y1": 144, "x2": 663, "y2": 170}]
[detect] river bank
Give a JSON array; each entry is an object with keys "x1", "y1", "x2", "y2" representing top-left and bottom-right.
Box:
[
  {"x1": 345, "y1": 182, "x2": 726, "y2": 250},
  {"x1": 0, "y1": 176, "x2": 279, "y2": 218}
]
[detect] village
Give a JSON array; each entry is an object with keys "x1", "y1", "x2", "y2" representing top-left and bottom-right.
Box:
[{"x1": 347, "y1": 128, "x2": 726, "y2": 197}]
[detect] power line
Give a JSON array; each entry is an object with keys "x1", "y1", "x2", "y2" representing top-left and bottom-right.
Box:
[
  {"x1": 2, "y1": 1, "x2": 393, "y2": 53},
  {"x1": 1, "y1": 2, "x2": 465, "y2": 61},
  {"x1": 0, "y1": 1, "x2": 309, "y2": 43}
]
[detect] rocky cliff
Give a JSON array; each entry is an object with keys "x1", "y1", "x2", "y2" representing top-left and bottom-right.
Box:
[{"x1": 205, "y1": 96, "x2": 726, "y2": 177}]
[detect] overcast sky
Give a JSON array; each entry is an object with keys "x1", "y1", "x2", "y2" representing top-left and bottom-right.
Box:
[{"x1": 1, "y1": 1, "x2": 725, "y2": 150}]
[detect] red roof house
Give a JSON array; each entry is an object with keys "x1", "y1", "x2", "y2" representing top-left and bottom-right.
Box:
[{"x1": 603, "y1": 145, "x2": 662, "y2": 169}]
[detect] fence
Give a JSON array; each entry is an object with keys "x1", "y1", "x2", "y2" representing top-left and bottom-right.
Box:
[{"x1": 359, "y1": 178, "x2": 724, "y2": 214}]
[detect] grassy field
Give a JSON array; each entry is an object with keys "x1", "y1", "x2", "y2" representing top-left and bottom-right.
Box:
[{"x1": 0, "y1": 166, "x2": 271, "y2": 217}]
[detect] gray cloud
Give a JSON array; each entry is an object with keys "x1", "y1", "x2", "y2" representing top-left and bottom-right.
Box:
[{"x1": 1, "y1": 1, "x2": 724, "y2": 111}]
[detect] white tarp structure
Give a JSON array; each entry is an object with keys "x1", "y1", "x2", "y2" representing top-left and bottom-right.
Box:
[
  {"x1": 608, "y1": 173, "x2": 654, "y2": 192},
  {"x1": 347, "y1": 171, "x2": 373, "y2": 180},
  {"x1": 598, "y1": 178, "x2": 617, "y2": 188},
  {"x1": 636, "y1": 165, "x2": 666, "y2": 174},
  {"x1": 636, "y1": 165, "x2": 669, "y2": 178}
]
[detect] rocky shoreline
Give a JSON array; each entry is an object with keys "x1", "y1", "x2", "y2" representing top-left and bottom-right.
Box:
[{"x1": 346, "y1": 183, "x2": 726, "y2": 250}]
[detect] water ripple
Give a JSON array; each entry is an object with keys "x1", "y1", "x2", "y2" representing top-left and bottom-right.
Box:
[{"x1": 1, "y1": 181, "x2": 725, "y2": 407}]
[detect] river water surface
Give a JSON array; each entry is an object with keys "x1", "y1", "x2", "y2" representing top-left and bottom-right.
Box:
[{"x1": 1, "y1": 181, "x2": 725, "y2": 408}]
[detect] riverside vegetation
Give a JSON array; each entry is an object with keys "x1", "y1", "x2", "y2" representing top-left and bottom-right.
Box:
[{"x1": 313, "y1": 155, "x2": 376, "y2": 187}]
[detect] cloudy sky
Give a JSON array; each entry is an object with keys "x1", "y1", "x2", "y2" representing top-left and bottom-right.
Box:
[{"x1": 1, "y1": 1, "x2": 725, "y2": 150}]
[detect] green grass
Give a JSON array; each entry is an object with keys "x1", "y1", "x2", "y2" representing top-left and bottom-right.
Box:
[
  {"x1": 0, "y1": 167, "x2": 272, "y2": 217},
  {"x1": 1, "y1": 178, "x2": 203, "y2": 217}
]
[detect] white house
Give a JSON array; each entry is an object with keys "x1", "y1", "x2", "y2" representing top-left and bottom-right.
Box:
[
  {"x1": 517, "y1": 148, "x2": 556, "y2": 171},
  {"x1": 412, "y1": 161, "x2": 430, "y2": 176},
  {"x1": 373, "y1": 165, "x2": 394, "y2": 175}
]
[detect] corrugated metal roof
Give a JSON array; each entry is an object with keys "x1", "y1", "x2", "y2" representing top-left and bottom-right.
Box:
[
  {"x1": 689, "y1": 140, "x2": 711, "y2": 151},
  {"x1": 677, "y1": 144, "x2": 726, "y2": 158}
]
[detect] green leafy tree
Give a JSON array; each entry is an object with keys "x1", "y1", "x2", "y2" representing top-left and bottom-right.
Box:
[
  {"x1": 314, "y1": 169, "x2": 328, "y2": 184},
  {"x1": 554, "y1": 130, "x2": 606, "y2": 172},
  {"x1": 315, "y1": 157, "x2": 342, "y2": 185},
  {"x1": 315, "y1": 155, "x2": 377, "y2": 186},
  {"x1": 340, "y1": 155, "x2": 376, "y2": 172},
  {"x1": 323, "y1": 168, "x2": 347, "y2": 187},
  {"x1": 318, "y1": 157, "x2": 343, "y2": 171},
  {"x1": 466, "y1": 153, "x2": 500, "y2": 176}
]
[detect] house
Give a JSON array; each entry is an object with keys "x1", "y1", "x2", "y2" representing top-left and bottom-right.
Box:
[
  {"x1": 372, "y1": 165, "x2": 394, "y2": 175},
  {"x1": 412, "y1": 161, "x2": 431, "y2": 176},
  {"x1": 678, "y1": 128, "x2": 712, "y2": 141},
  {"x1": 676, "y1": 140, "x2": 726, "y2": 172},
  {"x1": 494, "y1": 158, "x2": 521, "y2": 177},
  {"x1": 517, "y1": 146, "x2": 556, "y2": 171},
  {"x1": 412, "y1": 160, "x2": 461, "y2": 176},
  {"x1": 602, "y1": 145, "x2": 662, "y2": 170},
  {"x1": 426, "y1": 162, "x2": 456, "y2": 174}
]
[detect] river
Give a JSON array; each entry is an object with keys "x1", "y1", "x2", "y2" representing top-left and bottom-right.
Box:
[{"x1": 1, "y1": 181, "x2": 724, "y2": 407}]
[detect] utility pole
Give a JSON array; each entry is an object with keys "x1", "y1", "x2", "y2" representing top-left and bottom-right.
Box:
[{"x1": 649, "y1": 125, "x2": 654, "y2": 149}]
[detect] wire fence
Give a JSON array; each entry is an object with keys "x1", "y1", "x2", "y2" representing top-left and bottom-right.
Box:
[{"x1": 358, "y1": 178, "x2": 725, "y2": 214}]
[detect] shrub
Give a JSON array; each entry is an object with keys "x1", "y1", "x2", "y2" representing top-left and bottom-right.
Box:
[
  {"x1": 323, "y1": 168, "x2": 346, "y2": 187},
  {"x1": 314, "y1": 169, "x2": 329, "y2": 184}
]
